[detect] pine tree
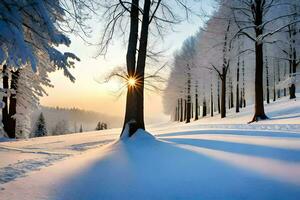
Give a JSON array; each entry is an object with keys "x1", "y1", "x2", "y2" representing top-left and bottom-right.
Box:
[
  {"x1": 33, "y1": 113, "x2": 47, "y2": 137},
  {"x1": 96, "y1": 122, "x2": 102, "y2": 130},
  {"x1": 103, "y1": 123, "x2": 108, "y2": 130}
]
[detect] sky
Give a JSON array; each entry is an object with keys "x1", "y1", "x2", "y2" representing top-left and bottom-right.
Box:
[{"x1": 40, "y1": 1, "x2": 215, "y2": 125}]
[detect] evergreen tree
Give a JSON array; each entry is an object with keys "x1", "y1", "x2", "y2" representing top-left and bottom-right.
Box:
[
  {"x1": 103, "y1": 123, "x2": 108, "y2": 130},
  {"x1": 96, "y1": 122, "x2": 102, "y2": 130},
  {"x1": 33, "y1": 113, "x2": 47, "y2": 137}
]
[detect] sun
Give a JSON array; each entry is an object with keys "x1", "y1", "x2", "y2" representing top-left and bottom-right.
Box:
[{"x1": 128, "y1": 77, "x2": 136, "y2": 87}]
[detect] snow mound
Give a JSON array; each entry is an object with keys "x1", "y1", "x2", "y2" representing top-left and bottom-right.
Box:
[
  {"x1": 127, "y1": 129, "x2": 156, "y2": 141},
  {"x1": 120, "y1": 120, "x2": 155, "y2": 141}
]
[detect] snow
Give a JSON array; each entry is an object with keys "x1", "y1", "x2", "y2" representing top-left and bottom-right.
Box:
[{"x1": 1, "y1": 95, "x2": 300, "y2": 199}]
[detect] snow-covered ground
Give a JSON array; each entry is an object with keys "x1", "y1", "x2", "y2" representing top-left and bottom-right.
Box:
[{"x1": 1, "y1": 95, "x2": 300, "y2": 200}]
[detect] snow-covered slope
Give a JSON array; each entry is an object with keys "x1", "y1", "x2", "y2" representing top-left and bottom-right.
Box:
[{"x1": 1, "y1": 95, "x2": 300, "y2": 200}]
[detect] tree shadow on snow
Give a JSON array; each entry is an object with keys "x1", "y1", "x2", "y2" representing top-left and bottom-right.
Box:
[
  {"x1": 157, "y1": 129, "x2": 300, "y2": 138},
  {"x1": 268, "y1": 114, "x2": 300, "y2": 121},
  {"x1": 52, "y1": 137, "x2": 300, "y2": 200},
  {"x1": 162, "y1": 138, "x2": 300, "y2": 162}
]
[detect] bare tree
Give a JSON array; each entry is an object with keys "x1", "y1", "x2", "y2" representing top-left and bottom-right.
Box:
[
  {"x1": 98, "y1": 0, "x2": 195, "y2": 137},
  {"x1": 229, "y1": 0, "x2": 300, "y2": 122}
]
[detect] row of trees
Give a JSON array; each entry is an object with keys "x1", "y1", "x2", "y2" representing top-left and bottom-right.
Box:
[{"x1": 164, "y1": 0, "x2": 300, "y2": 123}]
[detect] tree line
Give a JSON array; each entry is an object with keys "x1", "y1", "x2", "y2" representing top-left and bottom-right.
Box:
[
  {"x1": 163, "y1": 0, "x2": 300, "y2": 123},
  {"x1": 32, "y1": 112, "x2": 108, "y2": 137}
]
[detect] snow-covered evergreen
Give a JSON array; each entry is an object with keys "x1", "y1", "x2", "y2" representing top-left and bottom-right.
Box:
[
  {"x1": 0, "y1": 0, "x2": 94, "y2": 138},
  {"x1": 32, "y1": 113, "x2": 47, "y2": 137}
]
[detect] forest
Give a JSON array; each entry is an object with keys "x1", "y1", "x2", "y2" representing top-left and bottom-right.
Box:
[{"x1": 163, "y1": 0, "x2": 300, "y2": 124}]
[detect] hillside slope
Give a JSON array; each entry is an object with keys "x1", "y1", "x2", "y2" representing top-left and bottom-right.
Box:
[{"x1": 0, "y1": 95, "x2": 300, "y2": 200}]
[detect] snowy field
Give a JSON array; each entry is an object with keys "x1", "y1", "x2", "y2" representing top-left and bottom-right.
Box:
[{"x1": 1, "y1": 95, "x2": 300, "y2": 200}]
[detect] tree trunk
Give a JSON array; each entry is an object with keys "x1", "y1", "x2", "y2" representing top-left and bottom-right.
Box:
[
  {"x1": 2, "y1": 65, "x2": 11, "y2": 137},
  {"x1": 240, "y1": 91, "x2": 243, "y2": 108},
  {"x1": 210, "y1": 88, "x2": 214, "y2": 117},
  {"x1": 8, "y1": 70, "x2": 19, "y2": 138},
  {"x1": 230, "y1": 79, "x2": 234, "y2": 109},
  {"x1": 228, "y1": 93, "x2": 231, "y2": 109},
  {"x1": 230, "y1": 88, "x2": 234, "y2": 108},
  {"x1": 242, "y1": 60, "x2": 246, "y2": 107},
  {"x1": 236, "y1": 59, "x2": 240, "y2": 112},
  {"x1": 184, "y1": 99, "x2": 187, "y2": 120},
  {"x1": 290, "y1": 26, "x2": 297, "y2": 99},
  {"x1": 283, "y1": 63, "x2": 287, "y2": 97},
  {"x1": 251, "y1": 2, "x2": 267, "y2": 122},
  {"x1": 217, "y1": 79, "x2": 221, "y2": 113},
  {"x1": 191, "y1": 103, "x2": 193, "y2": 119},
  {"x1": 252, "y1": 41, "x2": 267, "y2": 121},
  {"x1": 186, "y1": 67, "x2": 191, "y2": 123},
  {"x1": 277, "y1": 61, "x2": 281, "y2": 99},
  {"x1": 266, "y1": 56, "x2": 270, "y2": 104},
  {"x1": 121, "y1": 0, "x2": 139, "y2": 137},
  {"x1": 273, "y1": 64, "x2": 276, "y2": 102},
  {"x1": 180, "y1": 98, "x2": 183, "y2": 122},
  {"x1": 221, "y1": 74, "x2": 226, "y2": 118},
  {"x1": 195, "y1": 88, "x2": 199, "y2": 120},
  {"x1": 134, "y1": 0, "x2": 151, "y2": 135},
  {"x1": 177, "y1": 99, "x2": 180, "y2": 121},
  {"x1": 202, "y1": 98, "x2": 207, "y2": 117}
]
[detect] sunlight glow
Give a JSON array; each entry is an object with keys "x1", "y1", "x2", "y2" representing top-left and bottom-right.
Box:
[{"x1": 128, "y1": 77, "x2": 136, "y2": 87}]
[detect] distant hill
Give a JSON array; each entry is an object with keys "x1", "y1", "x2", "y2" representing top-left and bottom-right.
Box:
[{"x1": 32, "y1": 106, "x2": 123, "y2": 135}]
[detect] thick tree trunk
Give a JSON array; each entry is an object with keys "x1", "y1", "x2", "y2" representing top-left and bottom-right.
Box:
[
  {"x1": 252, "y1": 40, "x2": 267, "y2": 121},
  {"x1": 251, "y1": 1, "x2": 267, "y2": 122},
  {"x1": 133, "y1": 0, "x2": 151, "y2": 136},
  {"x1": 121, "y1": 0, "x2": 139, "y2": 137}
]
